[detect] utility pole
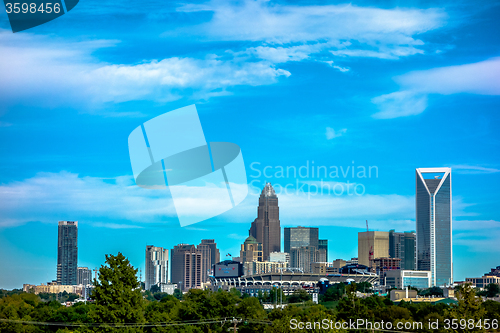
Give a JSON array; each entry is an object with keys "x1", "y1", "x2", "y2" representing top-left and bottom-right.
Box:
[{"x1": 228, "y1": 317, "x2": 241, "y2": 332}]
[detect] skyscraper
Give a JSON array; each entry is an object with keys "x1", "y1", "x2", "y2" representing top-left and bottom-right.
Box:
[
  {"x1": 197, "y1": 239, "x2": 219, "y2": 283},
  {"x1": 57, "y1": 221, "x2": 78, "y2": 285},
  {"x1": 389, "y1": 230, "x2": 416, "y2": 270},
  {"x1": 171, "y1": 244, "x2": 203, "y2": 291},
  {"x1": 358, "y1": 231, "x2": 389, "y2": 267},
  {"x1": 416, "y1": 167, "x2": 452, "y2": 287},
  {"x1": 249, "y1": 183, "x2": 280, "y2": 261},
  {"x1": 284, "y1": 227, "x2": 319, "y2": 253},
  {"x1": 145, "y1": 245, "x2": 169, "y2": 291},
  {"x1": 184, "y1": 250, "x2": 203, "y2": 291},
  {"x1": 318, "y1": 239, "x2": 328, "y2": 262},
  {"x1": 77, "y1": 267, "x2": 92, "y2": 286},
  {"x1": 290, "y1": 246, "x2": 321, "y2": 273}
]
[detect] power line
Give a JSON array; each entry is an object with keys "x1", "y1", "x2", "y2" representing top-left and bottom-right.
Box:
[{"x1": 0, "y1": 317, "x2": 272, "y2": 328}]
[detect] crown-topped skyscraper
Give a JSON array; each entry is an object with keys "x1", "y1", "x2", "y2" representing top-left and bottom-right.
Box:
[{"x1": 249, "y1": 183, "x2": 281, "y2": 261}]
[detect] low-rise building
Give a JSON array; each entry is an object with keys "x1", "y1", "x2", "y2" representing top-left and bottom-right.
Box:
[
  {"x1": 465, "y1": 275, "x2": 500, "y2": 288},
  {"x1": 243, "y1": 261, "x2": 288, "y2": 276},
  {"x1": 385, "y1": 270, "x2": 431, "y2": 290},
  {"x1": 269, "y1": 252, "x2": 289, "y2": 263},
  {"x1": 23, "y1": 282, "x2": 86, "y2": 296}
]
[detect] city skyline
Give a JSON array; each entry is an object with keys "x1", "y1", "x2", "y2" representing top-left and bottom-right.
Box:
[{"x1": 1, "y1": 0, "x2": 499, "y2": 289}]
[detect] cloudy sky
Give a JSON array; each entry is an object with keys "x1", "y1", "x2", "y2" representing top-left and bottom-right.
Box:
[{"x1": 0, "y1": 0, "x2": 499, "y2": 289}]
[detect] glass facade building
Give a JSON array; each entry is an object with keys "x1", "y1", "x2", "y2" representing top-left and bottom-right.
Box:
[
  {"x1": 57, "y1": 221, "x2": 78, "y2": 285},
  {"x1": 389, "y1": 230, "x2": 416, "y2": 270},
  {"x1": 284, "y1": 227, "x2": 319, "y2": 253},
  {"x1": 416, "y1": 168, "x2": 452, "y2": 287}
]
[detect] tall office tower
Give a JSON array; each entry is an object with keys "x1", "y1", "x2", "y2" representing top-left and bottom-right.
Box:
[
  {"x1": 145, "y1": 246, "x2": 169, "y2": 291},
  {"x1": 171, "y1": 244, "x2": 195, "y2": 289},
  {"x1": 249, "y1": 183, "x2": 280, "y2": 261},
  {"x1": 289, "y1": 246, "x2": 320, "y2": 273},
  {"x1": 389, "y1": 230, "x2": 416, "y2": 270},
  {"x1": 284, "y1": 227, "x2": 319, "y2": 253},
  {"x1": 358, "y1": 231, "x2": 389, "y2": 267},
  {"x1": 416, "y1": 167, "x2": 452, "y2": 287},
  {"x1": 318, "y1": 239, "x2": 328, "y2": 262},
  {"x1": 197, "y1": 240, "x2": 219, "y2": 283},
  {"x1": 77, "y1": 267, "x2": 92, "y2": 285},
  {"x1": 404, "y1": 232, "x2": 416, "y2": 270},
  {"x1": 57, "y1": 221, "x2": 78, "y2": 285},
  {"x1": 184, "y1": 250, "x2": 203, "y2": 291},
  {"x1": 240, "y1": 236, "x2": 263, "y2": 263}
]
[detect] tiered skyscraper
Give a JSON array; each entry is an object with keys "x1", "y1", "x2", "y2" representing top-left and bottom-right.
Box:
[
  {"x1": 57, "y1": 221, "x2": 78, "y2": 285},
  {"x1": 249, "y1": 183, "x2": 281, "y2": 261},
  {"x1": 416, "y1": 167, "x2": 452, "y2": 287}
]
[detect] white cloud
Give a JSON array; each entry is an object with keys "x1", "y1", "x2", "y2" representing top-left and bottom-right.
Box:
[
  {"x1": 372, "y1": 57, "x2": 500, "y2": 118},
  {"x1": 181, "y1": 1, "x2": 445, "y2": 44},
  {"x1": 451, "y1": 165, "x2": 500, "y2": 174},
  {"x1": 179, "y1": 1, "x2": 447, "y2": 63},
  {"x1": 0, "y1": 171, "x2": 414, "y2": 229},
  {"x1": 0, "y1": 171, "x2": 482, "y2": 231},
  {"x1": 372, "y1": 91, "x2": 428, "y2": 119},
  {"x1": 453, "y1": 220, "x2": 500, "y2": 252},
  {"x1": 324, "y1": 61, "x2": 350, "y2": 72},
  {"x1": 0, "y1": 29, "x2": 290, "y2": 110},
  {"x1": 326, "y1": 127, "x2": 347, "y2": 140},
  {"x1": 0, "y1": 172, "x2": 175, "y2": 227}
]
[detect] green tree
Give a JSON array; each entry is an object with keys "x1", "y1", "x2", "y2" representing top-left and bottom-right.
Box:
[
  {"x1": 356, "y1": 282, "x2": 372, "y2": 293},
  {"x1": 172, "y1": 288, "x2": 183, "y2": 300},
  {"x1": 90, "y1": 252, "x2": 145, "y2": 332},
  {"x1": 321, "y1": 283, "x2": 345, "y2": 302},
  {"x1": 485, "y1": 283, "x2": 500, "y2": 298},
  {"x1": 287, "y1": 289, "x2": 311, "y2": 303},
  {"x1": 448, "y1": 283, "x2": 486, "y2": 333},
  {"x1": 149, "y1": 284, "x2": 160, "y2": 293}
]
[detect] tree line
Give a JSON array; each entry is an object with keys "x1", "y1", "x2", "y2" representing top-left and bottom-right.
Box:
[{"x1": 1, "y1": 253, "x2": 499, "y2": 332}]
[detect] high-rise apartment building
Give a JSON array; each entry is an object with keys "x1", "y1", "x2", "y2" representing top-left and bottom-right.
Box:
[
  {"x1": 57, "y1": 221, "x2": 78, "y2": 285},
  {"x1": 197, "y1": 239, "x2": 219, "y2": 283},
  {"x1": 249, "y1": 183, "x2": 280, "y2": 261},
  {"x1": 184, "y1": 250, "x2": 203, "y2": 291},
  {"x1": 389, "y1": 230, "x2": 416, "y2": 270},
  {"x1": 358, "y1": 231, "x2": 389, "y2": 267},
  {"x1": 77, "y1": 267, "x2": 92, "y2": 286},
  {"x1": 416, "y1": 167, "x2": 452, "y2": 287},
  {"x1": 171, "y1": 244, "x2": 193, "y2": 287},
  {"x1": 284, "y1": 226, "x2": 319, "y2": 253},
  {"x1": 240, "y1": 236, "x2": 263, "y2": 264},
  {"x1": 171, "y1": 244, "x2": 203, "y2": 292},
  {"x1": 145, "y1": 245, "x2": 169, "y2": 291}
]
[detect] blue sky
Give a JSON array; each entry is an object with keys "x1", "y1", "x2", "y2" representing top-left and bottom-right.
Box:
[{"x1": 1, "y1": 0, "x2": 499, "y2": 289}]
